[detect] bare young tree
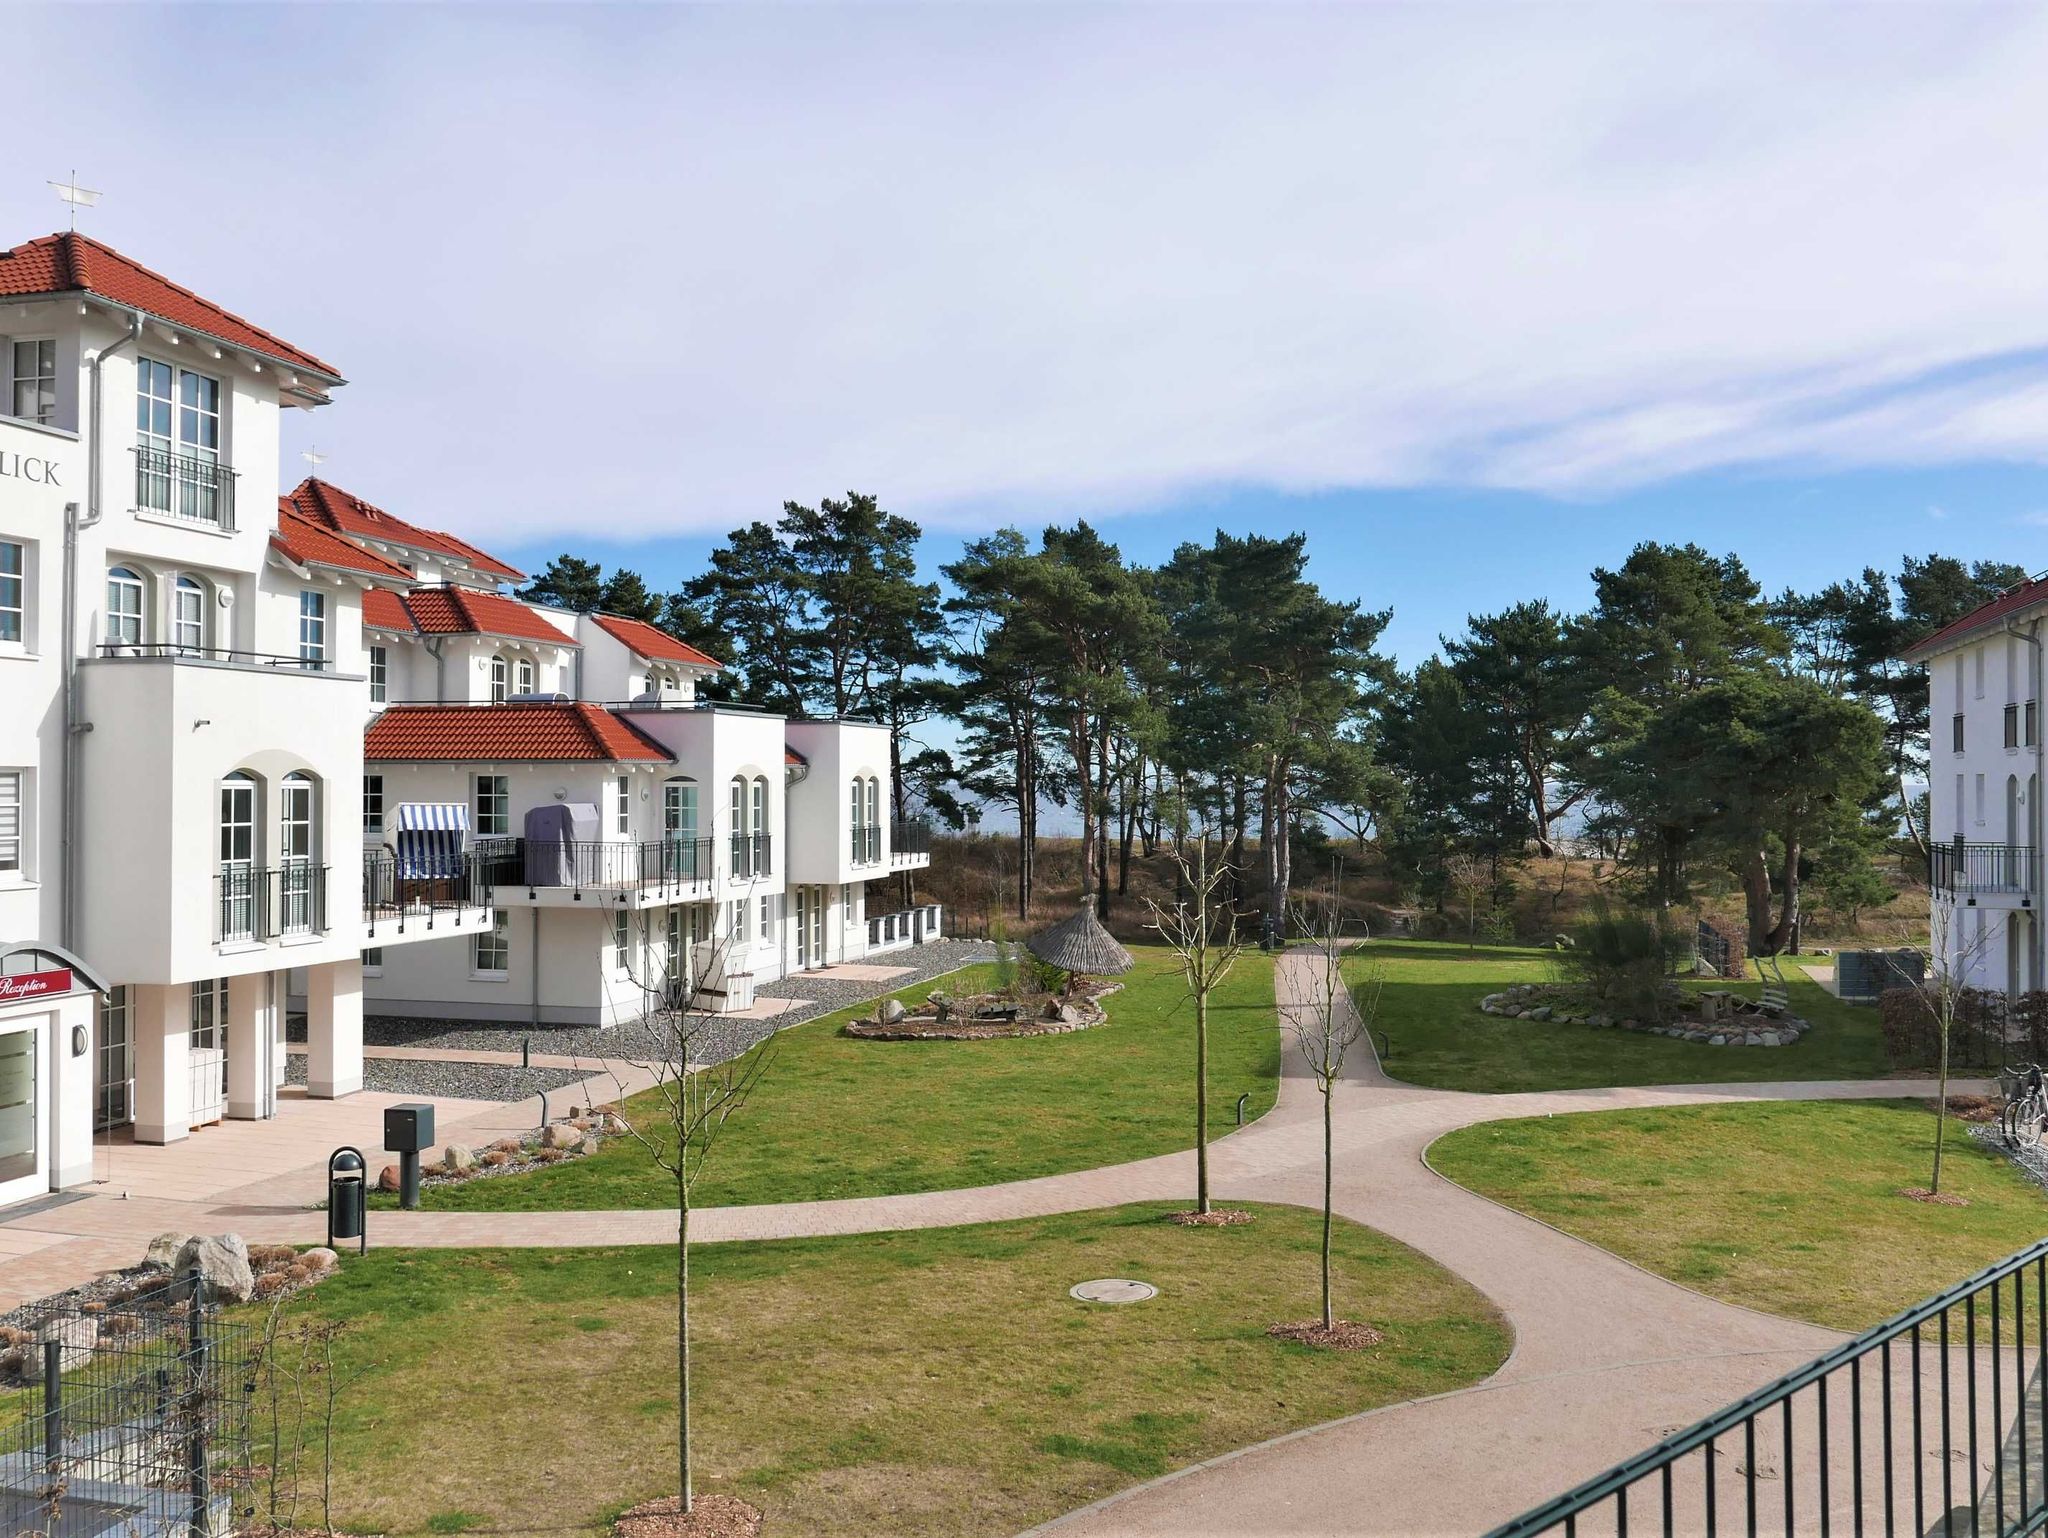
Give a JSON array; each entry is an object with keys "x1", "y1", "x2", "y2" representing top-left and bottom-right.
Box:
[
  {"x1": 1918, "y1": 899, "x2": 2006, "y2": 1194},
  {"x1": 607, "y1": 892, "x2": 775, "y2": 1519},
  {"x1": 1145, "y1": 828, "x2": 1245, "y2": 1216},
  {"x1": 1443, "y1": 853, "x2": 1489, "y2": 948},
  {"x1": 1286, "y1": 881, "x2": 1377, "y2": 1329}
]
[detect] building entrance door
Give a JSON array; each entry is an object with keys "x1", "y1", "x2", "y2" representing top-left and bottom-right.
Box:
[
  {"x1": 96, "y1": 986, "x2": 133, "y2": 1130},
  {"x1": 807, "y1": 887, "x2": 826, "y2": 967},
  {"x1": 794, "y1": 888, "x2": 812, "y2": 969},
  {"x1": 189, "y1": 979, "x2": 227, "y2": 1127}
]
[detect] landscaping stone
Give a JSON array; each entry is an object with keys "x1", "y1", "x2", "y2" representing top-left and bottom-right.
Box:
[
  {"x1": 443, "y1": 1144, "x2": 478, "y2": 1174},
  {"x1": 1476, "y1": 982, "x2": 1807, "y2": 1048},
  {"x1": 143, "y1": 1231, "x2": 194, "y2": 1269},
  {"x1": 296, "y1": 1247, "x2": 339, "y2": 1278},
  {"x1": 542, "y1": 1121, "x2": 585, "y2": 1151},
  {"x1": 878, "y1": 997, "x2": 908, "y2": 1025},
  {"x1": 377, "y1": 1164, "x2": 401, "y2": 1192},
  {"x1": 173, "y1": 1234, "x2": 255, "y2": 1304},
  {"x1": 34, "y1": 1315, "x2": 98, "y2": 1372}
]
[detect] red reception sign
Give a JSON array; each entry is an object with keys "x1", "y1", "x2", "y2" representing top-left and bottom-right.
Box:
[{"x1": 0, "y1": 969, "x2": 74, "y2": 1004}]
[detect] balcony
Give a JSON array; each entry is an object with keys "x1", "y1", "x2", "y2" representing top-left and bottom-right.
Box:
[
  {"x1": 1930, "y1": 841, "x2": 2036, "y2": 898},
  {"x1": 729, "y1": 833, "x2": 773, "y2": 881},
  {"x1": 96, "y1": 642, "x2": 337, "y2": 672},
  {"x1": 363, "y1": 848, "x2": 502, "y2": 939},
  {"x1": 891, "y1": 818, "x2": 932, "y2": 867},
  {"x1": 134, "y1": 445, "x2": 237, "y2": 531},
  {"x1": 850, "y1": 825, "x2": 881, "y2": 866},
  {"x1": 459, "y1": 836, "x2": 719, "y2": 905},
  {"x1": 216, "y1": 864, "x2": 328, "y2": 946}
]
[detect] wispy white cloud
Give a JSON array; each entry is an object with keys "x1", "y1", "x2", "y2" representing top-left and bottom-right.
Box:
[{"x1": 9, "y1": 4, "x2": 2048, "y2": 542}]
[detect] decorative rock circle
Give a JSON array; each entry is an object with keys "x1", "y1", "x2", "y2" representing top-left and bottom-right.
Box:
[{"x1": 1070, "y1": 1278, "x2": 1158, "y2": 1304}]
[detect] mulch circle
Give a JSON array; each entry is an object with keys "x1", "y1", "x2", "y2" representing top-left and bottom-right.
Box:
[
  {"x1": 615, "y1": 1493, "x2": 764, "y2": 1538},
  {"x1": 1898, "y1": 1187, "x2": 1971, "y2": 1207},
  {"x1": 1167, "y1": 1209, "x2": 1255, "y2": 1227},
  {"x1": 1266, "y1": 1319, "x2": 1386, "y2": 1351}
]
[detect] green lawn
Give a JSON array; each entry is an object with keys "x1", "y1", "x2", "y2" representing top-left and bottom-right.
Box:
[
  {"x1": 412, "y1": 946, "x2": 1278, "y2": 1210},
  {"x1": 272, "y1": 1203, "x2": 1509, "y2": 1537},
  {"x1": 1349, "y1": 939, "x2": 1891, "y2": 1093},
  {"x1": 1430, "y1": 1100, "x2": 2047, "y2": 1330}
]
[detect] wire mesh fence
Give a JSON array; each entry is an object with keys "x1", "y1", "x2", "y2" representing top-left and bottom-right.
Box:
[{"x1": 0, "y1": 1270, "x2": 256, "y2": 1537}]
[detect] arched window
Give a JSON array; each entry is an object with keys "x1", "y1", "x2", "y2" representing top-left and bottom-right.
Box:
[
  {"x1": 106, "y1": 566, "x2": 144, "y2": 646},
  {"x1": 516, "y1": 657, "x2": 535, "y2": 695},
  {"x1": 489, "y1": 655, "x2": 509, "y2": 703},
  {"x1": 752, "y1": 775, "x2": 768, "y2": 836},
  {"x1": 172, "y1": 575, "x2": 206, "y2": 654},
  {"x1": 280, "y1": 772, "x2": 318, "y2": 934},
  {"x1": 217, "y1": 771, "x2": 258, "y2": 941},
  {"x1": 865, "y1": 776, "x2": 881, "y2": 835}
]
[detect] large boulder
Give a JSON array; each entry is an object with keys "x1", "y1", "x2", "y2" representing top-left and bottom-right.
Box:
[
  {"x1": 377, "y1": 1164, "x2": 401, "y2": 1192},
  {"x1": 34, "y1": 1316, "x2": 99, "y2": 1372},
  {"x1": 173, "y1": 1234, "x2": 255, "y2": 1304},
  {"x1": 541, "y1": 1121, "x2": 584, "y2": 1152},
  {"x1": 878, "y1": 997, "x2": 908, "y2": 1025},
  {"x1": 143, "y1": 1231, "x2": 195, "y2": 1270},
  {"x1": 442, "y1": 1144, "x2": 477, "y2": 1175}
]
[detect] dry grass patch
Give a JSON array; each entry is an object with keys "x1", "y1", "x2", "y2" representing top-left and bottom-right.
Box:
[{"x1": 272, "y1": 1202, "x2": 1506, "y2": 1536}]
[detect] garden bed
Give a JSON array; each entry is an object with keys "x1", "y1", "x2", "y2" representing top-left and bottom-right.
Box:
[
  {"x1": 843, "y1": 981, "x2": 1121, "y2": 1041},
  {"x1": 1478, "y1": 981, "x2": 1810, "y2": 1047}
]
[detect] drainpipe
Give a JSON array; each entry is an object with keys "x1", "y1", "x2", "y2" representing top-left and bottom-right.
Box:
[
  {"x1": 424, "y1": 634, "x2": 448, "y2": 700},
  {"x1": 2010, "y1": 615, "x2": 2046, "y2": 992},
  {"x1": 62, "y1": 310, "x2": 144, "y2": 950},
  {"x1": 530, "y1": 908, "x2": 543, "y2": 1028}
]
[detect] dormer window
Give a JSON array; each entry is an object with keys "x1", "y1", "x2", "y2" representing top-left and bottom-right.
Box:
[{"x1": 10, "y1": 340, "x2": 54, "y2": 425}]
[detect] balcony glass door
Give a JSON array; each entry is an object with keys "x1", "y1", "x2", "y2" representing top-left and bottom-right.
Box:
[
  {"x1": 219, "y1": 775, "x2": 257, "y2": 941},
  {"x1": 280, "y1": 775, "x2": 316, "y2": 935},
  {"x1": 0, "y1": 1026, "x2": 38, "y2": 1196},
  {"x1": 96, "y1": 986, "x2": 133, "y2": 1131},
  {"x1": 664, "y1": 778, "x2": 699, "y2": 880}
]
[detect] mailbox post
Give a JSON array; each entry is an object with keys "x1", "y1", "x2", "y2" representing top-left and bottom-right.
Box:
[
  {"x1": 383, "y1": 1103, "x2": 436, "y2": 1211},
  {"x1": 327, "y1": 1146, "x2": 367, "y2": 1254}
]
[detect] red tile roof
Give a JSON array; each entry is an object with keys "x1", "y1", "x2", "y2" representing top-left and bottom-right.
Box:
[
  {"x1": 271, "y1": 505, "x2": 415, "y2": 582},
  {"x1": 283, "y1": 478, "x2": 523, "y2": 582},
  {"x1": 403, "y1": 586, "x2": 575, "y2": 645},
  {"x1": 0, "y1": 232, "x2": 340, "y2": 379},
  {"x1": 1902, "y1": 577, "x2": 2048, "y2": 660},
  {"x1": 365, "y1": 703, "x2": 671, "y2": 763},
  {"x1": 362, "y1": 587, "x2": 416, "y2": 633},
  {"x1": 588, "y1": 612, "x2": 722, "y2": 669}
]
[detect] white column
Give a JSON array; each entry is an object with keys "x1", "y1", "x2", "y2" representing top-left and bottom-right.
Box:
[
  {"x1": 49, "y1": 994, "x2": 98, "y2": 1189},
  {"x1": 305, "y1": 958, "x2": 363, "y2": 1099},
  {"x1": 227, "y1": 972, "x2": 274, "y2": 1120},
  {"x1": 130, "y1": 984, "x2": 190, "y2": 1146}
]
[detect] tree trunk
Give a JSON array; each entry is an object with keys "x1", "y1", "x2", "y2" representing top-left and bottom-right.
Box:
[
  {"x1": 678, "y1": 1174, "x2": 692, "y2": 1514},
  {"x1": 1195, "y1": 984, "x2": 1210, "y2": 1215},
  {"x1": 1741, "y1": 847, "x2": 1774, "y2": 956},
  {"x1": 1266, "y1": 766, "x2": 1293, "y2": 940},
  {"x1": 1898, "y1": 770, "x2": 1928, "y2": 861},
  {"x1": 1227, "y1": 778, "x2": 1247, "y2": 911},
  {"x1": 1096, "y1": 713, "x2": 1113, "y2": 918},
  {"x1": 1321, "y1": 1077, "x2": 1334, "y2": 1330}
]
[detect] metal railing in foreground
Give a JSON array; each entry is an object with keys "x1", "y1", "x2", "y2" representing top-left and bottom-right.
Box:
[
  {"x1": 0, "y1": 1269, "x2": 255, "y2": 1537},
  {"x1": 364, "y1": 847, "x2": 500, "y2": 937},
  {"x1": 1486, "y1": 1234, "x2": 2048, "y2": 1538}
]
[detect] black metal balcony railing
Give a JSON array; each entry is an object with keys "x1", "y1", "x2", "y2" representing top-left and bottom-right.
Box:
[
  {"x1": 216, "y1": 863, "x2": 327, "y2": 945},
  {"x1": 399, "y1": 837, "x2": 718, "y2": 912},
  {"x1": 364, "y1": 847, "x2": 501, "y2": 937},
  {"x1": 851, "y1": 825, "x2": 881, "y2": 865},
  {"x1": 892, "y1": 818, "x2": 932, "y2": 861},
  {"x1": 134, "y1": 445, "x2": 237, "y2": 530},
  {"x1": 96, "y1": 641, "x2": 338, "y2": 672},
  {"x1": 1486, "y1": 1233, "x2": 2048, "y2": 1538},
  {"x1": 729, "y1": 832, "x2": 773, "y2": 880},
  {"x1": 1931, "y1": 841, "x2": 2037, "y2": 896}
]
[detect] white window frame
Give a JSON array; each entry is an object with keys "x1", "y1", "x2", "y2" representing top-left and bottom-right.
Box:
[
  {"x1": 10, "y1": 338, "x2": 55, "y2": 425},
  {"x1": 758, "y1": 892, "x2": 771, "y2": 941},
  {"x1": 473, "y1": 910, "x2": 510, "y2": 979},
  {"x1": 368, "y1": 645, "x2": 388, "y2": 705},
  {"x1": 0, "y1": 540, "x2": 23, "y2": 647},
  {"x1": 172, "y1": 575, "x2": 206, "y2": 655},
  {"x1": 516, "y1": 657, "x2": 534, "y2": 695},
  {"x1": 616, "y1": 773, "x2": 631, "y2": 835},
  {"x1": 612, "y1": 909, "x2": 631, "y2": 975},
  {"x1": 298, "y1": 590, "x2": 327, "y2": 667},
  {"x1": 474, "y1": 774, "x2": 510, "y2": 837},
  {"x1": 363, "y1": 774, "x2": 384, "y2": 837},
  {"x1": 490, "y1": 654, "x2": 509, "y2": 703},
  {"x1": 0, "y1": 770, "x2": 23, "y2": 876},
  {"x1": 106, "y1": 566, "x2": 144, "y2": 647}
]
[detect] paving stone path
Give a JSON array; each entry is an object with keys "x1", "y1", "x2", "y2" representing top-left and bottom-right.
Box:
[{"x1": 0, "y1": 946, "x2": 1983, "y2": 1536}]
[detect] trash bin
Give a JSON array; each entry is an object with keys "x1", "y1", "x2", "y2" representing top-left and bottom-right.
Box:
[{"x1": 327, "y1": 1146, "x2": 367, "y2": 1254}]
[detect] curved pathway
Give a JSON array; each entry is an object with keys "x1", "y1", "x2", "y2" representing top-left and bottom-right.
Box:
[{"x1": 0, "y1": 949, "x2": 1981, "y2": 1535}]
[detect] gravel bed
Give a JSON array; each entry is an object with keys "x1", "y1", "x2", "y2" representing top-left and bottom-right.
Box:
[
  {"x1": 283, "y1": 1055, "x2": 590, "y2": 1101},
  {"x1": 341, "y1": 937, "x2": 997, "y2": 1070},
  {"x1": 1969, "y1": 1122, "x2": 2048, "y2": 1187}
]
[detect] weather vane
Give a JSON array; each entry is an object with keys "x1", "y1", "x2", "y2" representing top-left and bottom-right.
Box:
[
  {"x1": 301, "y1": 446, "x2": 329, "y2": 474},
  {"x1": 48, "y1": 172, "x2": 101, "y2": 230}
]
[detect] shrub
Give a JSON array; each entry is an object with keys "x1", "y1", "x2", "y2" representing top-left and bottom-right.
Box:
[
  {"x1": 1880, "y1": 985, "x2": 2025, "y2": 1068},
  {"x1": 1553, "y1": 907, "x2": 1687, "y2": 1024}
]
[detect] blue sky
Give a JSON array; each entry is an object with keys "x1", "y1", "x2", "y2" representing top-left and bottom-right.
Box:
[{"x1": 10, "y1": 3, "x2": 2048, "y2": 668}]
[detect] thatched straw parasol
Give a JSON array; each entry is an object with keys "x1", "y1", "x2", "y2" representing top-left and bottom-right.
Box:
[{"x1": 1027, "y1": 894, "x2": 1135, "y2": 982}]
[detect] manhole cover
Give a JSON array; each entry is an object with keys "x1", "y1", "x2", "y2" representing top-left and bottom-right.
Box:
[{"x1": 1070, "y1": 1278, "x2": 1157, "y2": 1304}]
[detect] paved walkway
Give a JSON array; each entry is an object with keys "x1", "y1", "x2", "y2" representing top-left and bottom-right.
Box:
[{"x1": 0, "y1": 949, "x2": 1987, "y2": 1535}]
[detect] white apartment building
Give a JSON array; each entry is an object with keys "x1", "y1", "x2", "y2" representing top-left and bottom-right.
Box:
[
  {"x1": 1904, "y1": 580, "x2": 2048, "y2": 995},
  {"x1": 0, "y1": 229, "x2": 936, "y2": 1211}
]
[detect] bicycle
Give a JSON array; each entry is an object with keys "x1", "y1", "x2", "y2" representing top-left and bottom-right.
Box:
[{"x1": 2000, "y1": 1063, "x2": 2048, "y2": 1147}]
